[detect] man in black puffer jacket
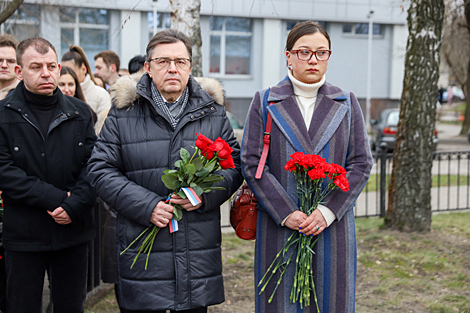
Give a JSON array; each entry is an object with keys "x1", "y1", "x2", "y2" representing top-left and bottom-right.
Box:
[
  {"x1": 87, "y1": 29, "x2": 243, "y2": 312},
  {"x1": 0, "y1": 37, "x2": 96, "y2": 312}
]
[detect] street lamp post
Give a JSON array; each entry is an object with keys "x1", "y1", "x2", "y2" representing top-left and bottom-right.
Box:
[
  {"x1": 152, "y1": 0, "x2": 158, "y2": 35},
  {"x1": 366, "y1": 10, "x2": 374, "y2": 130}
]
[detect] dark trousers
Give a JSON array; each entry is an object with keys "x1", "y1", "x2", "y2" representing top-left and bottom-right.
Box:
[
  {"x1": 124, "y1": 307, "x2": 207, "y2": 313},
  {"x1": 0, "y1": 246, "x2": 6, "y2": 313},
  {"x1": 5, "y1": 242, "x2": 88, "y2": 313}
]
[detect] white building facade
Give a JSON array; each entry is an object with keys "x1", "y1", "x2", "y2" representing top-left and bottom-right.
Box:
[{"x1": 1, "y1": 0, "x2": 409, "y2": 120}]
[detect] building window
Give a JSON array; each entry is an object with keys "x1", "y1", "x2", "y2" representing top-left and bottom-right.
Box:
[
  {"x1": 1, "y1": 3, "x2": 41, "y2": 42},
  {"x1": 209, "y1": 16, "x2": 252, "y2": 76},
  {"x1": 59, "y1": 7, "x2": 109, "y2": 65},
  {"x1": 148, "y1": 12, "x2": 171, "y2": 39},
  {"x1": 343, "y1": 23, "x2": 383, "y2": 36}
]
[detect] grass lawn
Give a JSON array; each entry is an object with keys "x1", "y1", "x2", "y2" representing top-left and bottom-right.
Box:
[{"x1": 85, "y1": 212, "x2": 470, "y2": 313}]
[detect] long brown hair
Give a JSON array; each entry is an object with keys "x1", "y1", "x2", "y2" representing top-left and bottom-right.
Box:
[
  {"x1": 61, "y1": 45, "x2": 98, "y2": 85},
  {"x1": 60, "y1": 66, "x2": 97, "y2": 125},
  {"x1": 60, "y1": 66, "x2": 86, "y2": 102}
]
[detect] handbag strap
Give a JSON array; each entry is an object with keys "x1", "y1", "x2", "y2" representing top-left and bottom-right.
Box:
[{"x1": 255, "y1": 100, "x2": 275, "y2": 179}]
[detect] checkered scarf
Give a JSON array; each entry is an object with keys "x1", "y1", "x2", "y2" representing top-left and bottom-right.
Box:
[{"x1": 151, "y1": 82, "x2": 189, "y2": 129}]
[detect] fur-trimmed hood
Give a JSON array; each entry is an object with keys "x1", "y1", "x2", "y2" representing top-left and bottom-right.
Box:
[{"x1": 110, "y1": 72, "x2": 224, "y2": 109}]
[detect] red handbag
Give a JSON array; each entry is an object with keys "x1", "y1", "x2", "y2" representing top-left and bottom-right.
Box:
[
  {"x1": 230, "y1": 182, "x2": 258, "y2": 240},
  {"x1": 230, "y1": 101, "x2": 274, "y2": 240}
]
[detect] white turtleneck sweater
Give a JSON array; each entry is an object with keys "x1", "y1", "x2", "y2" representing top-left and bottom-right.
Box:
[
  {"x1": 281, "y1": 70, "x2": 336, "y2": 227},
  {"x1": 288, "y1": 69, "x2": 326, "y2": 130}
]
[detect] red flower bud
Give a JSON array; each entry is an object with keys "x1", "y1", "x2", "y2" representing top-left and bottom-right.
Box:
[
  {"x1": 213, "y1": 138, "x2": 233, "y2": 159},
  {"x1": 195, "y1": 133, "x2": 213, "y2": 151},
  {"x1": 219, "y1": 156, "x2": 235, "y2": 169}
]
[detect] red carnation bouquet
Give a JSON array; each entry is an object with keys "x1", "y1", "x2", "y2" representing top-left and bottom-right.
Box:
[
  {"x1": 122, "y1": 133, "x2": 235, "y2": 269},
  {"x1": 258, "y1": 152, "x2": 349, "y2": 311}
]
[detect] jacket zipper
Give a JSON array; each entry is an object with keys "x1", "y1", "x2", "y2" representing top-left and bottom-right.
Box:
[
  {"x1": 8, "y1": 107, "x2": 71, "y2": 144},
  {"x1": 22, "y1": 114, "x2": 46, "y2": 143}
]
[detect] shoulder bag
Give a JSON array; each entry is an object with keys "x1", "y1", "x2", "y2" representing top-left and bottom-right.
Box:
[{"x1": 230, "y1": 94, "x2": 274, "y2": 240}]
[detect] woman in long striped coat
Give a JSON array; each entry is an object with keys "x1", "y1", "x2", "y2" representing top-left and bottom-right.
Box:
[{"x1": 241, "y1": 21, "x2": 373, "y2": 313}]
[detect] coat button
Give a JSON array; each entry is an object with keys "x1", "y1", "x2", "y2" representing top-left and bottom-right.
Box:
[
  {"x1": 24, "y1": 113, "x2": 28, "y2": 117},
  {"x1": 67, "y1": 113, "x2": 71, "y2": 116},
  {"x1": 75, "y1": 111, "x2": 79, "y2": 115},
  {"x1": 6, "y1": 104, "x2": 10, "y2": 107},
  {"x1": 211, "y1": 107, "x2": 214, "y2": 110},
  {"x1": 201, "y1": 111, "x2": 205, "y2": 115},
  {"x1": 78, "y1": 142, "x2": 83, "y2": 146},
  {"x1": 191, "y1": 115, "x2": 194, "y2": 119},
  {"x1": 41, "y1": 153, "x2": 45, "y2": 157},
  {"x1": 13, "y1": 147, "x2": 19, "y2": 152},
  {"x1": 18, "y1": 108, "x2": 21, "y2": 112}
]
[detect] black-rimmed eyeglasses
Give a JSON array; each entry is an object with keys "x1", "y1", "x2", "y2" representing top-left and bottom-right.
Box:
[
  {"x1": 148, "y1": 57, "x2": 192, "y2": 69},
  {"x1": 290, "y1": 49, "x2": 331, "y2": 61}
]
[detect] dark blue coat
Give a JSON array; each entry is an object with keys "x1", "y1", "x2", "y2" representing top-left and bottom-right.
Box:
[{"x1": 87, "y1": 74, "x2": 243, "y2": 311}]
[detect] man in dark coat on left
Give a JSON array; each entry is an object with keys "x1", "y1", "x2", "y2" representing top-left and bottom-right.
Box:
[{"x1": 0, "y1": 37, "x2": 96, "y2": 312}]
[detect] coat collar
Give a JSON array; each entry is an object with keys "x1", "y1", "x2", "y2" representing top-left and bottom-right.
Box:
[
  {"x1": 266, "y1": 76, "x2": 349, "y2": 154},
  {"x1": 3, "y1": 81, "x2": 81, "y2": 119}
]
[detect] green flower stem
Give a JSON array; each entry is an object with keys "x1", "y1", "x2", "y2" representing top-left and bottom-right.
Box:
[
  {"x1": 189, "y1": 149, "x2": 199, "y2": 164},
  {"x1": 121, "y1": 227, "x2": 150, "y2": 255}
]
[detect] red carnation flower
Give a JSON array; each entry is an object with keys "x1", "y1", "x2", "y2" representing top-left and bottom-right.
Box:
[
  {"x1": 308, "y1": 168, "x2": 326, "y2": 181},
  {"x1": 334, "y1": 175, "x2": 349, "y2": 191},
  {"x1": 328, "y1": 163, "x2": 347, "y2": 179},
  {"x1": 284, "y1": 159, "x2": 297, "y2": 173}
]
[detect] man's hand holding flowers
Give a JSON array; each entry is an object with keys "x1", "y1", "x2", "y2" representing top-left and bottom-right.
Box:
[
  {"x1": 169, "y1": 193, "x2": 203, "y2": 212},
  {"x1": 124, "y1": 133, "x2": 234, "y2": 270},
  {"x1": 150, "y1": 201, "x2": 174, "y2": 228}
]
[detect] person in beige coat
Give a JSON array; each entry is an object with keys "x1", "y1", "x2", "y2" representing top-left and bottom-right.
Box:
[{"x1": 61, "y1": 45, "x2": 111, "y2": 134}]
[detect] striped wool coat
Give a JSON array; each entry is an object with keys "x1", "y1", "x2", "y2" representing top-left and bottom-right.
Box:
[{"x1": 241, "y1": 77, "x2": 373, "y2": 313}]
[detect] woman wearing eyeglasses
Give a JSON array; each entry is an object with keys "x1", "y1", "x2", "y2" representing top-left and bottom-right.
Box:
[{"x1": 241, "y1": 21, "x2": 373, "y2": 313}]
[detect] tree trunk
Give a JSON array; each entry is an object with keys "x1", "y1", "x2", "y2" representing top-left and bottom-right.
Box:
[
  {"x1": 170, "y1": 0, "x2": 203, "y2": 77},
  {"x1": 386, "y1": 0, "x2": 444, "y2": 232},
  {"x1": 461, "y1": 0, "x2": 470, "y2": 135},
  {"x1": 0, "y1": 0, "x2": 24, "y2": 25}
]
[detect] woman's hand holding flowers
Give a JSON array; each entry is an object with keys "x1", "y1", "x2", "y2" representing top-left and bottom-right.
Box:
[
  {"x1": 285, "y1": 210, "x2": 327, "y2": 236},
  {"x1": 284, "y1": 211, "x2": 308, "y2": 231},
  {"x1": 299, "y1": 210, "x2": 327, "y2": 236}
]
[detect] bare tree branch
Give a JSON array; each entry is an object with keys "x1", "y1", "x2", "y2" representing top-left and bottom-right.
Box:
[{"x1": 0, "y1": 0, "x2": 24, "y2": 25}]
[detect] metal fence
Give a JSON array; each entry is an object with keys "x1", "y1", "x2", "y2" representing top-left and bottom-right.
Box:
[
  {"x1": 354, "y1": 150, "x2": 470, "y2": 218},
  {"x1": 84, "y1": 150, "x2": 470, "y2": 296}
]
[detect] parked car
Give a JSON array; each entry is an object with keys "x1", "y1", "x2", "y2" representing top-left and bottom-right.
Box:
[
  {"x1": 441, "y1": 86, "x2": 465, "y2": 103},
  {"x1": 370, "y1": 108, "x2": 438, "y2": 152},
  {"x1": 226, "y1": 111, "x2": 244, "y2": 142}
]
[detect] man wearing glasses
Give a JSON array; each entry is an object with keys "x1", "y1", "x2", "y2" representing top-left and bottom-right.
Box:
[
  {"x1": 88, "y1": 29, "x2": 242, "y2": 313},
  {"x1": 0, "y1": 35, "x2": 19, "y2": 101}
]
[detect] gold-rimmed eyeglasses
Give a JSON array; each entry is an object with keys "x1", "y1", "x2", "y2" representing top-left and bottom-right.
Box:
[
  {"x1": 290, "y1": 49, "x2": 331, "y2": 61},
  {"x1": 148, "y1": 57, "x2": 192, "y2": 70}
]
